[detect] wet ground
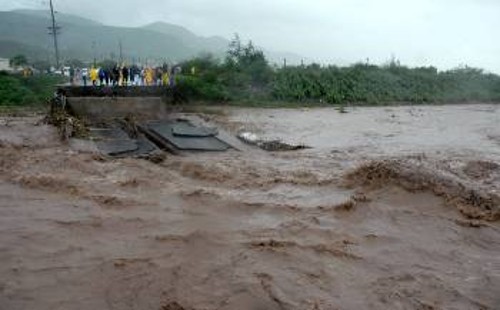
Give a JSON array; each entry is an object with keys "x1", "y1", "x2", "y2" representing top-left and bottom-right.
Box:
[{"x1": 0, "y1": 104, "x2": 499, "y2": 310}]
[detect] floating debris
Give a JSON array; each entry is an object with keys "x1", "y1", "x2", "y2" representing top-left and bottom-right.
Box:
[{"x1": 237, "y1": 131, "x2": 310, "y2": 152}]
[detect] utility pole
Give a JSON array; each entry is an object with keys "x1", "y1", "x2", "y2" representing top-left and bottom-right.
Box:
[
  {"x1": 92, "y1": 41, "x2": 96, "y2": 66},
  {"x1": 48, "y1": 0, "x2": 61, "y2": 68},
  {"x1": 119, "y1": 39, "x2": 123, "y2": 64}
]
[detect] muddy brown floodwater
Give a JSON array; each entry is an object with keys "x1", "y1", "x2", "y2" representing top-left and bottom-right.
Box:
[{"x1": 0, "y1": 104, "x2": 499, "y2": 310}]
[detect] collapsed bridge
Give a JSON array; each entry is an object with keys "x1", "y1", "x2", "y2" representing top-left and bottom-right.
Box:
[{"x1": 54, "y1": 86, "x2": 235, "y2": 157}]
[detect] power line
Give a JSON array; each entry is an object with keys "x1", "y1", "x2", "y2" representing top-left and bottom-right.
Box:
[
  {"x1": 119, "y1": 39, "x2": 123, "y2": 64},
  {"x1": 47, "y1": 0, "x2": 61, "y2": 68}
]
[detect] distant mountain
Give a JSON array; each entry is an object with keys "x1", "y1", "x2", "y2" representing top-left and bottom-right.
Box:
[
  {"x1": 13, "y1": 9, "x2": 101, "y2": 27},
  {"x1": 141, "y1": 22, "x2": 228, "y2": 54},
  {"x1": 0, "y1": 9, "x2": 304, "y2": 66},
  {"x1": 0, "y1": 40, "x2": 49, "y2": 61}
]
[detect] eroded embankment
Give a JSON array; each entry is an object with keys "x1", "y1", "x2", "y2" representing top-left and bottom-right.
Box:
[{"x1": 344, "y1": 157, "x2": 500, "y2": 221}]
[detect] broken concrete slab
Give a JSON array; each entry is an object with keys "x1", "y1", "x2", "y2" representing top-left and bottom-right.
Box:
[
  {"x1": 141, "y1": 120, "x2": 232, "y2": 152},
  {"x1": 171, "y1": 121, "x2": 218, "y2": 137},
  {"x1": 90, "y1": 128, "x2": 130, "y2": 140},
  {"x1": 96, "y1": 139, "x2": 138, "y2": 157},
  {"x1": 90, "y1": 127, "x2": 160, "y2": 158}
]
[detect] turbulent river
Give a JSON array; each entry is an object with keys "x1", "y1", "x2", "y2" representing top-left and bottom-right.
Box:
[{"x1": 0, "y1": 104, "x2": 499, "y2": 310}]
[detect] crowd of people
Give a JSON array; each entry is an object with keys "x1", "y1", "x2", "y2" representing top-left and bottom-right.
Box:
[{"x1": 70, "y1": 64, "x2": 182, "y2": 87}]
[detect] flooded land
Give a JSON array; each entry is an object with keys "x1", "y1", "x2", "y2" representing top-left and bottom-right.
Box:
[{"x1": 0, "y1": 104, "x2": 499, "y2": 310}]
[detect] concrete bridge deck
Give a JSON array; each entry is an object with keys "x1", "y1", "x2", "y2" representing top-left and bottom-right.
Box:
[
  {"x1": 57, "y1": 86, "x2": 173, "y2": 121},
  {"x1": 57, "y1": 86, "x2": 171, "y2": 98}
]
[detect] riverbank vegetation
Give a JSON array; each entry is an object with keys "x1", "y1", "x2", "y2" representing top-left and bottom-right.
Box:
[
  {"x1": 0, "y1": 71, "x2": 64, "y2": 106},
  {"x1": 179, "y1": 36, "x2": 500, "y2": 105},
  {"x1": 2, "y1": 35, "x2": 500, "y2": 107}
]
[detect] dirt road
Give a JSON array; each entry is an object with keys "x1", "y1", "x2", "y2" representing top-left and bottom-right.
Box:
[{"x1": 0, "y1": 105, "x2": 499, "y2": 309}]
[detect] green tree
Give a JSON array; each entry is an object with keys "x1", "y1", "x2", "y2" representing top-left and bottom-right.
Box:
[
  {"x1": 226, "y1": 34, "x2": 243, "y2": 66},
  {"x1": 9, "y1": 54, "x2": 28, "y2": 68},
  {"x1": 224, "y1": 34, "x2": 272, "y2": 90}
]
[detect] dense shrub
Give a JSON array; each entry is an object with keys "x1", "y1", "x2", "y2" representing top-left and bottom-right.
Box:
[
  {"x1": 270, "y1": 64, "x2": 500, "y2": 104},
  {"x1": 0, "y1": 72, "x2": 64, "y2": 106}
]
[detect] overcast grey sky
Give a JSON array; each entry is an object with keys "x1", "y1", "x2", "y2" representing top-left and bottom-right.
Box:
[{"x1": 2, "y1": 0, "x2": 499, "y2": 73}]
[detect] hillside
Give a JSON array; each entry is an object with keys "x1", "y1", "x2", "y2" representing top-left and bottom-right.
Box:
[
  {"x1": 0, "y1": 10, "x2": 303, "y2": 65},
  {"x1": 141, "y1": 22, "x2": 228, "y2": 54},
  {"x1": 0, "y1": 10, "x2": 222, "y2": 63}
]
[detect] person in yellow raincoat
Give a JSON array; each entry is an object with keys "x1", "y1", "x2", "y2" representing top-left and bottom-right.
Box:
[
  {"x1": 145, "y1": 67, "x2": 154, "y2": 86},
  {"x1": 90, "y1": 66, "x2": 98, "y2": 86},
  {"x1": 162, "y1": 70, "x2": 170, "y2": 86}
]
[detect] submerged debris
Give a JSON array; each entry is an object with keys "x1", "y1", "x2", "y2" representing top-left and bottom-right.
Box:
[
  {"x1": 120, "y1": 114, "x2": 139, "y2": 139},
  {"x1": 45, "y1": 97, "x2": 88, "y2": 141},
  {"x1": 137, "y1": 150, "x2": 166, "y2": 164},
  {"x1": 160, "y1": 301, "x2": 193, "y2": 310},
  {"x1": 90, "y1": 126, "x2": 160, "y2": 159}
]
